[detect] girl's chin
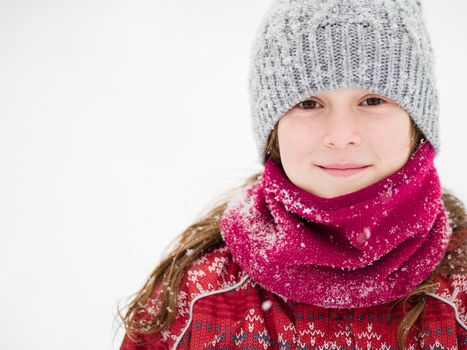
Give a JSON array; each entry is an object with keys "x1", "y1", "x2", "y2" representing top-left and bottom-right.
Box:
[{"x1": 305, "y1": 177, "x2": 374, "y2": 198}]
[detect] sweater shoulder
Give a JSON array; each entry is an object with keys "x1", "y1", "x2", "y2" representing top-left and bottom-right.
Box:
[
  {"x1": 124, "y1": 244, "x2": 251, "y2": 348},
  {"x1": 183, "y1": 244, "x2": 249, "y2": 293},
  {"x1": 162, "y1": 244, "x2": 252, "y2": 345},
  {"x1": 429, "y1": 273, "x2": 467, "y2": 329}
]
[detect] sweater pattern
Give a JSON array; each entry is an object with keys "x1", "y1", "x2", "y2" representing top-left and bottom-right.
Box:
[{"x1": 121, "y1": 245, "x2": 467, "y2": 350}]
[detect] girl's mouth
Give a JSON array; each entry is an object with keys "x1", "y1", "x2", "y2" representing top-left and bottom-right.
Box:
[{"x1": 318, "y1": 165, "x2": 371, "y2": 177}]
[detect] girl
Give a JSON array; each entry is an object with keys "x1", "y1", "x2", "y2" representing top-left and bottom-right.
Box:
[{"x1": 117, "y1": 0, "x2": 466, "y2": 348}]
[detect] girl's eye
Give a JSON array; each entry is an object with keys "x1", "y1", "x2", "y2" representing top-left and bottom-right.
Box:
[
  {"x1": 297, "y1": 100, "x2": 322, "y2": 110},
  {"x1": 361, "y1": 97, "x2": 386, "y2": 106}
]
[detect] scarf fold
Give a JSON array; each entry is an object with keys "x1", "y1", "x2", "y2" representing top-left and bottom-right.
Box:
[{"x1": 220, "y1": 141, "x2": 451, "y2": 308}]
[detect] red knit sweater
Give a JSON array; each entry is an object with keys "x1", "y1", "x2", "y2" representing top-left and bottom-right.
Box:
[{"x1": 120, "y1": 245, "x2": 467, "y2": 350}]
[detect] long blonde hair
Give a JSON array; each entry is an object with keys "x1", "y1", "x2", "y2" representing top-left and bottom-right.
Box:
[{"x1": 116, "y1": 119, "x2": 466, "y2": 349}]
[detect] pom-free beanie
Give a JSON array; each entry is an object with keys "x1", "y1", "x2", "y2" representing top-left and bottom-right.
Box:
[{"x1": 248, "y1": 0, "x2": 440, "y2": 163}]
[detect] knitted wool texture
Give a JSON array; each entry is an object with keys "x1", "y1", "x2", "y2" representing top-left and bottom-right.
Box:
[
  {"x1": 248, "y1": 0, "x2": 440, "y2": 163},
  {"x1": 220, "y1": 141, "x2": 452, "y2": 308}
]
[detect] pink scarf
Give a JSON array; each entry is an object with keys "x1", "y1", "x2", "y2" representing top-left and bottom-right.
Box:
[{"x1": 220, "y1": 141, "x2": 451, "y2": 308}]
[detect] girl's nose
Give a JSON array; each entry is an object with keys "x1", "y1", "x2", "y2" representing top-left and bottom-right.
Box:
[{"x1": 322, "y1": 114, "x2": 362, "y2": 150}]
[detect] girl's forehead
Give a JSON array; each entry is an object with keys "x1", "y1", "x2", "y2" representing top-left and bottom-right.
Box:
[{"x1": 314, "y1": 87, "x2": 375, "y2": 97}]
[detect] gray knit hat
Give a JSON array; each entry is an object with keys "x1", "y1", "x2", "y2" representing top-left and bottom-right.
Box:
[{"x1": 248, "y1": 0, "x2": 440, "y2": 164}]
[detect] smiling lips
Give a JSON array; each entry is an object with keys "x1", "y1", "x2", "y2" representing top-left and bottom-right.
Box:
[{"x1": 317, "y1": 163, "x2": 371, "y2": 177}]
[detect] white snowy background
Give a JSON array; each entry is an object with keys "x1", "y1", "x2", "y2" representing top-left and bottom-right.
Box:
[{"x1": 0, "y1": 0, "x2": 465, "y2": 349}]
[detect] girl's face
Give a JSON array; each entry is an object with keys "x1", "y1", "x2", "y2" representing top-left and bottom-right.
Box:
[{"x1": 277, "y1": 87, "x2": 412, "y2": 199}]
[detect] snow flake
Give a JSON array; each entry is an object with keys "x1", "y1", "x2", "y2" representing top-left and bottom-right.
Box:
[{"x1": 261, "y1": 300, "x2": 273, "y2": 311}]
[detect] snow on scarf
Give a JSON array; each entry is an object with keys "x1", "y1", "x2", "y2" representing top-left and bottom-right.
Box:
[{"x1": 220, "y1": 140, "x2": 452, "y2": 308}]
